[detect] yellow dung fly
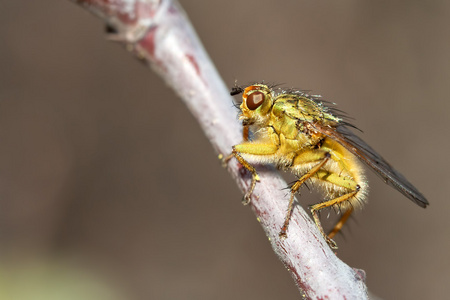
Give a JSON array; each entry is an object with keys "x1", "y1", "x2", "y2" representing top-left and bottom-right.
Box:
[{"x1": 224, "y1": 83, "x2": 428, "y2": 249}]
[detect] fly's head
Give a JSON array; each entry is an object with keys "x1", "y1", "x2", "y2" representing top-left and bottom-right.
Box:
[{"x1": 232, "y1": 84, "x2": 273, "y2": 127}]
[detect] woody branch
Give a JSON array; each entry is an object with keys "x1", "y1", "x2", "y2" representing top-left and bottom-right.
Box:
[{"x1": 69, "y1": 0, "x2": 368, "y2": 298}]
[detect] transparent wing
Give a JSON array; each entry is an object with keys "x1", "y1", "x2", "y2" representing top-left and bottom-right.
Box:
[{"x1": 312, "y1": 123, "x2": 428, "y2": 208}]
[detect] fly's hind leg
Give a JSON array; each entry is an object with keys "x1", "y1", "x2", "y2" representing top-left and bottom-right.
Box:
[
  {"x1": 310, "y1": 186, "x2": 360, "y2": 249},
  {"x1": 328, "y1": 207, "x2": 354, "y2": 239}
]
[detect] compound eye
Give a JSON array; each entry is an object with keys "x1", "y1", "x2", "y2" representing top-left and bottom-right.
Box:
[{"x1": 246, "y1": 91, "x2": 265, "y2": 110}]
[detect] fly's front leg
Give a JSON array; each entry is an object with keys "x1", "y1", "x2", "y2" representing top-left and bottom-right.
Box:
[
  {"x1": 222, "y1": 142, "x2": 278, "y2": 205},
  {"x1": 229, "y1": 147, "x2": 258, "y2": 205},
  {"x1": 220, "y1": 126, "x2": 249, "y2": 165},
  {"x1": 279, "y1": 151, "x2": 331, "y2": 238}
]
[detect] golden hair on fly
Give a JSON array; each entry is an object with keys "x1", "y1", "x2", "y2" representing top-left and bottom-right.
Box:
[{"x1": 224, "y1": 83, "x2": 428, "y2": 249}]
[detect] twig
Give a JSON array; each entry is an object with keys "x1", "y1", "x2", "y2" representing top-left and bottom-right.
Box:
[{"x1": 69, "y1": 0, "x2": 368, "y2": 298}]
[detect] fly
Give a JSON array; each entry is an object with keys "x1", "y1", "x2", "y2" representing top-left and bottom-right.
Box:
[{"x1": 223, "y1": 83, "x2": 428, "y2": 249}]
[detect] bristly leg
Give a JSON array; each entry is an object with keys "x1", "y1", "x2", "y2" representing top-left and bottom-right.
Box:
[
  {"x1": 279, "y1": 153, "x2": 331, "y2": 238},
  {"x1": 222, "y1": 147, "x2": 260, "y2": 205},
  {"x1": 310, "y1": 187, "x2": 359, "y2": 249},
  {"x1": 328, "y1": 207, "x2": 354, "y2": 239}
]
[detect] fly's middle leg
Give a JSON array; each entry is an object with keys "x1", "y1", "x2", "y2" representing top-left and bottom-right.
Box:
[{"x1": 279, "y1": 151, "x2": 331, "y2": 238}]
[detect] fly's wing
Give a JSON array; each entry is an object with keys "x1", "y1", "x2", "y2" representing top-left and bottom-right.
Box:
[{"x1": 313, "y1": 123, "x2": 428, "y2": 208}]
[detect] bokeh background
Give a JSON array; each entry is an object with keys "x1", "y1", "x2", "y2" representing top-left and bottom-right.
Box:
[{"x1": 1, "y1": 1, "x2": 449, "y2": 299}]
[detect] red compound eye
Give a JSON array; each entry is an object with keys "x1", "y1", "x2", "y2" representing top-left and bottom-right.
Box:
[{"x1": 246, "y1": 91, "x2": 265, "y2": 110}]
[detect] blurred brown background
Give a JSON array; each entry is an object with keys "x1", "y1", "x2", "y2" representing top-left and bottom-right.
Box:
[{"x1": 1, "y1": 1, "x2": 448, "y2": 299}]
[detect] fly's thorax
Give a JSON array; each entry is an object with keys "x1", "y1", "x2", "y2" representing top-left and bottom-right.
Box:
[{"x1": 269, "y1": 103, "x2": 325, "y2": 151}]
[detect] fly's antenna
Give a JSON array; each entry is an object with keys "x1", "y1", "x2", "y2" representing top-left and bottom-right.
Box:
[{"x1": 230, "y1": 85, "x2": 244, "y2": 96}]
